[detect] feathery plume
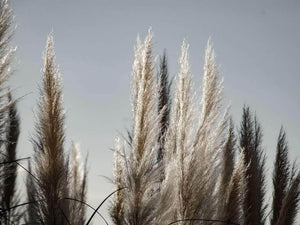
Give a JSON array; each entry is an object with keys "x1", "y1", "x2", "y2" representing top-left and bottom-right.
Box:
[
  {"x1": 157, "y1": 50, "x2": 171, "y2": 162},
  {"x1": 217, "y1": 117, "x2": 236, "y2": 216},
  {"x1": 223, "y1": 150, "x2": 247, "y2": 225},
  {"x1": 276, "y1": 167, "x2": 300, "y2": 225},
  {"x1": 29, "y1": 34, "x2": 70, "y2": 225},
  {"x1": 271, "y1": 128, "x2": 290, "y2": 225},
  {"x1": 121, "y1": 29, "x2": 162, "y2": 225},
  {"x1": 1, "y1": 93, "x2": 21, "y2": 224},
  {"x1": 110, "y1": 136, "x2": 124, "y2": 225},
  {"x1": 70, "y1": 141, "x2": 87, "y2": 225},
  {"x1": 0, "y1": 0, "x2": 16, "y2": 113},
  {"x1": 270, "y1": 128, "x2": 300, "y2": 225},
  {"x1": 199, "y1": 39, "x2": 223, "y2": 126},
  {"x1": 164, "y1": 40, "x2": 194, "y2": 224},
  {"x1": 25, "y1": 161, "x2": 41, "y2": 224},
  {"x1": 189, "y1": 39, "x2": 227, "y2": 221},
  {"x1": 154, "y1": 50, "x2": 173, "y2": 224},
  {"x1": 0, "y1": 1, "x2": 23, "y2": 224},
  {"x1": 239, "y1": 106, "x2": 266, "y2": 225},
  {"x1": 0, "y1": 0, "x2": 14, "y2": 84},
  {"x1": 0, "y1": 0, "x2": 16, "y2": 159}
]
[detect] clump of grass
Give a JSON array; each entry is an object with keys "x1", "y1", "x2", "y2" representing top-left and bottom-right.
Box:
[
  {"x1": 111, "y1": 30, "x2": 300, "y2": 225},
  {"x1": 0, "y1": 2, "x2": 298, "y2": 223}
]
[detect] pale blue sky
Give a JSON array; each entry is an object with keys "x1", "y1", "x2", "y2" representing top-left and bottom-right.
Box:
[{"x1": 9, "y1": 0, "x2": 300, "y2": 222}]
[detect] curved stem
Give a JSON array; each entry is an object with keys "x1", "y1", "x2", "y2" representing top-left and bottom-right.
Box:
[{"x1": 85, "y1": 187, "x2": 125, "y2": 225}]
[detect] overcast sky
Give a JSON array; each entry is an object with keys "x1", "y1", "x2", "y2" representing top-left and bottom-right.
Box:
[{"x1": 9, "y1": 0, "x2": 300, "y2": 222}]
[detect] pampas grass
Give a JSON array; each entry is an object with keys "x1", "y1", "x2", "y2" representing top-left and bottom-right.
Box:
[
  {"x1": 0, "y1": 0, "x2": 17, "y2": 113},
  {"x1": 157, "y1": 50, "x2": 171, "y2": 163},
  {"x1": 164, "y1": 40, "x2": 194, "y2": 224},
  {"x1": 110, "y1": 137, "x2": 124, "y2": 225},
  {"x1": 28, "y1": 34, "x2": 70, "y2": 225},
  {"x1": 0, "y1": 3, "x2": 298, "y2": 222},
  {"x1": 1, "y1": 93, "x2": 21, "y2": 225},
  {"x1": 271, "y1": 128, "x2": 300, "y2": 225},
  {"x1": 112, "y1": 33, "x2": 235, "y2": 225},
  {"x1": 0, "y1": 1, "x2": 23, "y2": 224},
  {"x1": 239, "y1": 106, "x2": 266, "y2": 225},
  {"x1": 113, "y1": 29, "x2": 162, "y2": 225},
  {"x1": 112, "y1": 30, "x2": 300, "y2": 225},
  {"x1": 271, "y1": 128, "x2": 290, "y2": 225},
  {"x1": 27, "y1": 34, "x2": 87, "y2": 225},
  {"x1": 70, "y1": 141, "x2": 87, "y2": 225}
]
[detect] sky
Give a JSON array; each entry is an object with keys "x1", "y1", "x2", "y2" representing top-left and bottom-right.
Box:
[{"x1": 8, "y1": 0, "x2": 300, "y2": 222}]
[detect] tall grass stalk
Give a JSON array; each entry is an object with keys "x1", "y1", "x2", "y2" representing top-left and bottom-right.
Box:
[{"x1": 28, "y1": 34, "x2": 70, "y2": 225}]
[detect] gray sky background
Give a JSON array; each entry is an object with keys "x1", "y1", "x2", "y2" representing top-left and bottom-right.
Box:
[{"x1": 9, "y1": 0, "x2": 300, "y2": 222}]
